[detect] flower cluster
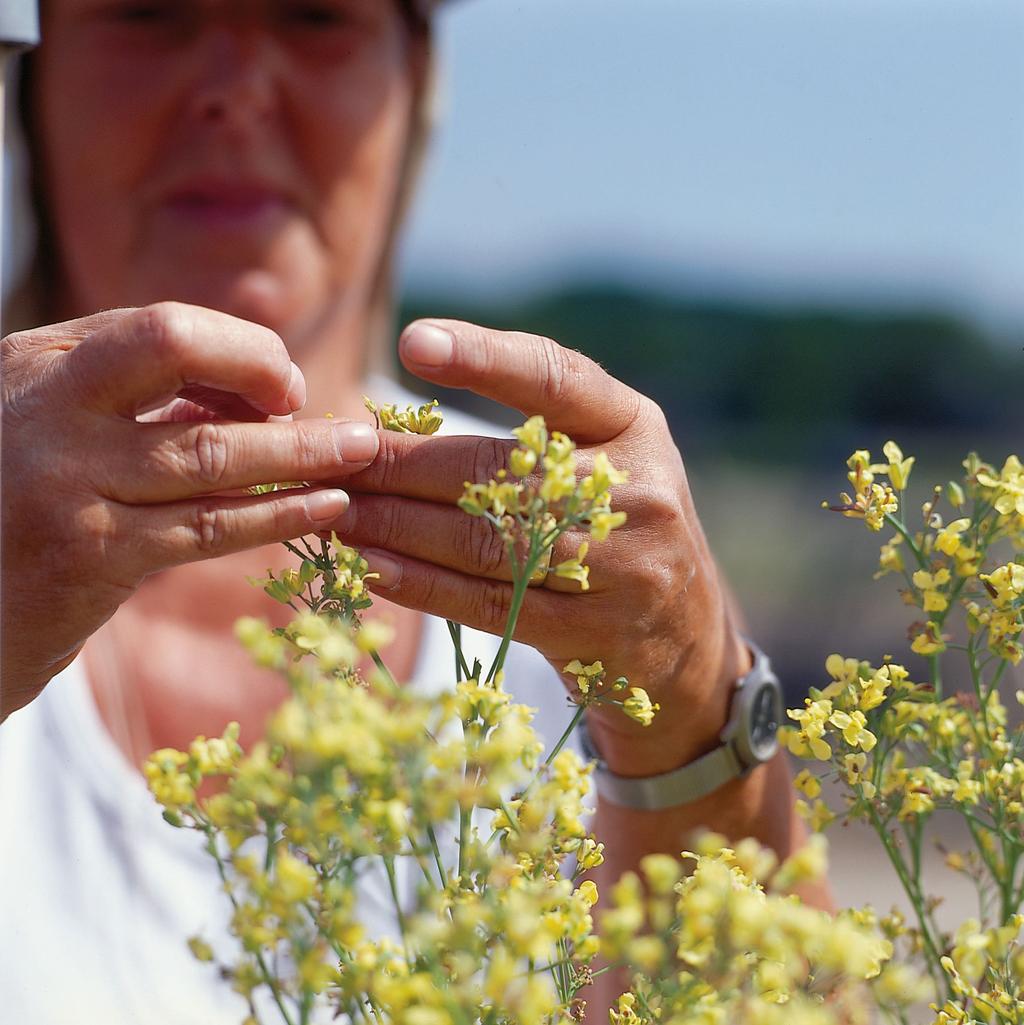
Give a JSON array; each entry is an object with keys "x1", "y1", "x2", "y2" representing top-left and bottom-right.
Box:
[
  {"x1": 458, "y1": 416, "x2": 629, "y2": 591},
  {"x1": 560, "y1": 658, "x2": 660, "y2": 727},
  {"x1": 250, "y1": 534, "x2": 378, "y2": 632},
  {"x1": 364, "y1": 395, "x2": 443, "y2": 435},
  {"x1": 149, "y1": 591, "x2": 902, "y2": 1025},
  {"x1": 823, "y1": 444, "x2": 905, "y2": 532},
  {"x1": 148, "y1": 574, "x2": 609, "y2": 1024},
  {"x1": 936, "y1": 916, "x2": 1024, "y2": 1024},
  {"x1": 797, "y1": 444, "x2": 1024, "y2": 1014},
  {"x1": 600, "y1": 833, "x2": 919, "y2": 1025},
  {"x1": 148, "y1": 407, "x2": 972, "y2": 1025}
]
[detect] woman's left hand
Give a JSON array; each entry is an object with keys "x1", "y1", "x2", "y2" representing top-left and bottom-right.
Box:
[{"x1": 334, "y1": 319, "x2": 750, "y2": 776}]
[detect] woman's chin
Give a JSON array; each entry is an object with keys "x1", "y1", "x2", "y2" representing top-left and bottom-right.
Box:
[{"x1": 154, "y1": 267, "x2": 327, "y2": 337}]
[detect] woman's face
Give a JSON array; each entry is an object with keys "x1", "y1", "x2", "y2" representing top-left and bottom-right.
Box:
[{"x1": 34, "y1": 0, "x2": 421, "y2": 341}]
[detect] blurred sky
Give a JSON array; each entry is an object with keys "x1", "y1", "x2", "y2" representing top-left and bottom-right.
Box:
[{"x1": 400, "y1": 0, "x2": 1024, "y2": 333}]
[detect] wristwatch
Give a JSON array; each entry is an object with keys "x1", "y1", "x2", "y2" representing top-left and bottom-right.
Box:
[{"x1": 577, "y1": 638, "x2": 783, "y2": 811}]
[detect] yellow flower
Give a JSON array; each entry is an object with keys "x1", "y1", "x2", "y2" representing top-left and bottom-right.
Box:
[
  {"x1": 882, "y1": 440, "x2": 915, "y2": 490},
  {"x1": 876, "y1": 536, "x2": 904, "y2": 577},
  {"x1": 356, "y1": 619, "x2": 395, "y2": 654},
  {"x1": 977, "y1": 454, "x2": 1024, "y2": 516},
  {"x1": 622, "y1": 688, "x2": 660, "y2": 726},
  {"x1": 580, "y1": 452, "x2": 629, "y2": 500},
  {"x1": 588, "y1": 509, "x2": 627, "y2": 542},
  {"x1": 509, "y1": 446, "x2": 537, "y2": 477},
  {"x1": 540, "y1": 436, "x2": 577, "y2": 502},
  {"x1": 370, "y1": 397, "x2": 443, "y2": 435},
  {"x1": 774, "y1": 835, "x2": 828, "y2": 889},
  {"x1": 793, "y1": 768, "x2": 821, "y2": 799},
  {"x1": 980, "y1": 562, "x2": 1024, "y2": 607},
  {"x1": 511, "y1": 414, "x2": 548, "y2": 456},
  {"x1": 552, "y1": 542, "x2": 591, "y2": 591},
  {"x1": 935, "y1": 517, "x2": 971, "y2": 556},
  {"x1": 144, "y1": 748, "x2": 195, "y2": 810},
  {"x1": 640, "y1": 853, "x2": 683, "y2": 894},
  {"x1": 562, "y1": 659, "x2": 604, "y2": 695},
  {"x1": 796, "y1": 798, "x2": 835, "y2": 832},
  {"x1": 187, "y1": 936, "x2": 215, "y2": 963},
  {"x1": 785, "y1": 698, "x2": 833, "y2": 761},
  {"x1": 829, "y1": 480, "x2": 900, "y2": 531},
  {"x1": 912, "y1": 568, "x2": 951, "y2": 617},
  {"x1": 911, "y1": 623, "x2": 946, "y2": 656},
  {"x1": 847, "y1": 449, "x2": 875, "y2": 489}
]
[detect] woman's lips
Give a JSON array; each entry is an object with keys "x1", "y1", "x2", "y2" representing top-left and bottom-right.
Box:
[{"x1": 161, "y1": 183, "x2": 292, "y2": 231}]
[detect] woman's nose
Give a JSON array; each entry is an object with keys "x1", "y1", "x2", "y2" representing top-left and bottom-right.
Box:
[{"x1": 187, "y1": 24, "x2": 279, "y2": 130}]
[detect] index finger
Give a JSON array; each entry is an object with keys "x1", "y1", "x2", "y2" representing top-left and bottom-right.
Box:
[
  {"x1": 63, "y1": 302, "x2": 304, "y2": 419},
  {"x1": 398, "y1": 319, "x2": 642, "y2": 442}
]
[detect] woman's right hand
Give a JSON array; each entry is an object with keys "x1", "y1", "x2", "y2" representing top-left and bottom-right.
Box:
[{"x1": 1, "y1": 302, "x2": 379, "y2": 721}]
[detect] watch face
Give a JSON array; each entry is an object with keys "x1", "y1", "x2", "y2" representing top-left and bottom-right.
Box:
[{"x1": 748, "y1": 682, "x2": 781, "y2": 761}]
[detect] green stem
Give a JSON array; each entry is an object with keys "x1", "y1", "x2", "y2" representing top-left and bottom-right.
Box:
[
  {"x1": 264, "y1": 819, "x2": 278, "y2": 872},
  {"x1": 519, "y1": 704, "x2": 587, "y2": 810},
  {"x1": 370, "y1": 649, "x2": 397, "y2": 689},
  {"x1": 484, "y1": 572, "x2": 530, "y2": 685},
  {"x1": 282, "y1": 540, "x2": 308, "y2": 564},
  {"x1": 484, "y1": 529, "x2": 549, "y2": 686},
  {"x1": 883, "y1": 513, "x2": 928, "y2": 571},
  {"x1": 486, "y1": 705, "x2": 587, "y2": 844},
  {"x1": 457, "y1": 803, "x2": 471, "y2": 882},
  {"x1": 426, "y1": 824, "x2": 449, "y2": 887},
  {"x1": 447, "y1": 620, "x2": 471, "y2": 681},
  {"x1": 382, "y1": 855, "x2": 409, "y2": 944},
  {"x1": 204, "y1": 828, "x2": 297, "y2": 1025},
  {"x1": 866, "y1": 807, "x2": 947, "y2": 998}
]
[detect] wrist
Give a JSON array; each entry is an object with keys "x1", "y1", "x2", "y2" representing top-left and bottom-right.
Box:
[
  {"x1": 586, "y1": 616, "x2": 752, "y2": 779},
  {"x1": 583, "y1": 634, "x2": 781, "y2": 810}
]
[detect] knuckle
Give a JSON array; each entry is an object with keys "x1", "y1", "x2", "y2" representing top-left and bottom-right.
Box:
[
  {"x1": 374, "y1": 436, "x2": 405, "y2": 493},
  {"x1": 637, "y1": 482, "x2": 684, "y2": 529},
  {"x1": 636, "y1": 394, "x2": 668, "y2": 435},
  {"x1": 1, "y1": 331, "x2": 32, "y2": 367},
  {"x1": 187, "y1": 499, "x2": 229, "y2": 554},
  {"x1": 58, "y1": 502, "x2": 122, "y2": 584},
  {"x1": 460, "y1": 517, "x2": 507, "y2": 577},
  {"x1": 292, "y1": 420, "x2": 330, "y2": 469},
  {"x1": 535, "y1": 338, "x2": 581, "y2": 407},
  {"x1": 652, "y1": 487, "x2": 684, "y2": 525},
  {"x1": 137, "y1": 302, "x2": 192, "y2": 361},
  {"x1": 373, "y1": 497, "x2": 406, "y2": 552},
  {"x1": 468, "y1": 578, "x2": 513, "y2": 634},
  {"x1": 189, "y1": 422, "x2": 232, "y2": 488},
  {"x1": 469, "y1": 436, "x2": 509, "y2": 486}
]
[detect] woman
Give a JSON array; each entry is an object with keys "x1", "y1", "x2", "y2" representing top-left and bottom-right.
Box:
[{"x1": 0, "y1": 1, "x2": 813, "y2": 1020}]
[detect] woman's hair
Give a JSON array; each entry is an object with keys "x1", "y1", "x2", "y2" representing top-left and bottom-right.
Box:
[{"x1": 4, "y1": 2, "x2": 438, "y2": 378}]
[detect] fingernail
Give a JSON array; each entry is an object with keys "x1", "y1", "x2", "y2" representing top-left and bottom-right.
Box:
[
  {"x1": 363, "y1": 550, "x2": 403, "y2": 588},
  {"x1": 287, "y1": 362, "x2": 306, "y2": 412},
  {"x1": 305, "y1": 488, "x2": 349, "y2": 523},
  {"x1": 333, "y1": 420, "x2": 379, "y2": 462},
  {"x1": 402, "y1": 323, "x2": 453, "y2": 367}
]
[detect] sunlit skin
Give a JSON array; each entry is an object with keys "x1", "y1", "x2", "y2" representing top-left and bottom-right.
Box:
[{"x1": 1, "y1": 0, "x2": 823, "y2": 1012}]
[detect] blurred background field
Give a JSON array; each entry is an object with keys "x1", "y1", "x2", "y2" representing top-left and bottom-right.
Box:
[
  {"x1": 398, "y1": 283, "x2": 1023, "y2": 699},
  {"x1": 394, "y1": 0, "x2": 1024, "y2": 705}
]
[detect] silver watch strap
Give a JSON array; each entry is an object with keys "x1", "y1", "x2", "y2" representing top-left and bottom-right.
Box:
[
  {"x1": 576, "y1": 636, "x2": 777, "y2": 811},
  {"x1": 582, "y1": 726, "x2": 744, "y2": 811}
]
